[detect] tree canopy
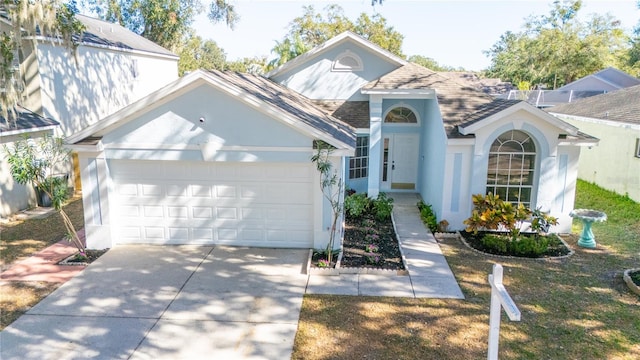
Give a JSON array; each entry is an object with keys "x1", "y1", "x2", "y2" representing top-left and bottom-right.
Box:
[
  {"x1": 85, "y1": 0, "x2": 238, "y2": 51},
  {"x1": 177, "y1": 32, "x2": 226, "y2": 75},
  {"x1": 1, "y1": 0, "x2": 84, "y2": 121},
  {"x1": 269, "y1": 5, "x2": 403, "y2": 68},
  {"x1": 484, "y1": 0, "x2": 631, "y2": 88}
]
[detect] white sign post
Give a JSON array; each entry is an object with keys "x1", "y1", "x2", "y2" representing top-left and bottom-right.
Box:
[{"x1": 488, "y1": 264, "x2": 521, "y2": 360}]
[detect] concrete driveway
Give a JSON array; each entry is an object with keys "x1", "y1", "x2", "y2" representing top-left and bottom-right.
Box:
[{"x1": 1, "y1": 245, "x2": 309, "y2": 360}]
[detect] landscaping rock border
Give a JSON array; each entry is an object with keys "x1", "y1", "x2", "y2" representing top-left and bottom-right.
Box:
[
  {"x1": 306, "y1": 249, "x2": 409, "y2": 276},
  {"x1": 623, "y1": 269, "x2": 640, "y2": 296}
]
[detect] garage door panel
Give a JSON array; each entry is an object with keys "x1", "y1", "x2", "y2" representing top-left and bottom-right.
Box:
[{"x1": 110, "y1": 161, "x2": 314, "y2": 247}]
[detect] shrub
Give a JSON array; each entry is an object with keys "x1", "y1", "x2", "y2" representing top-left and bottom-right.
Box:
[
  {"x1": 372, "y1": 192, "x2": 394, "y2": 221},
  {"x1": 463, "y1": 193, "x2": 531, "y2": 239},
  {"x1": 417, "y1": 200, "x2": 438, "y2": 232},
  {"x1": 510, "y1": 236, "x2": 550, "y2": 257},
  {"x1": 481, "y1": 234, "x2": 509, "y2": 253},
  {"x1": 344, "y1": 192, "x2": 371, "y2": 218},
  {"x1": 481, "y1": 234, "x2": 550, "y2": 257}
]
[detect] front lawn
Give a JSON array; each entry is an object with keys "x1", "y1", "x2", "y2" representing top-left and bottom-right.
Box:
[
  {"x1": 293, "y1": 180, "x2": 640, "y2": 359},
  {"x1": 0, "y1": 197, "x2": 84, "y2": 330}
]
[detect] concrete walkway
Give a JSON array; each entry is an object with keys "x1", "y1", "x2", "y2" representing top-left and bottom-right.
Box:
[{"x1": 306, "y1": 193, "x2": 464, "y2": 299}]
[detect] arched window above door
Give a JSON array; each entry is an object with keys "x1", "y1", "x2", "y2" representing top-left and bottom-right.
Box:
[{"x1": 384, "y1": 107, "x2": 418, "y2": 124}]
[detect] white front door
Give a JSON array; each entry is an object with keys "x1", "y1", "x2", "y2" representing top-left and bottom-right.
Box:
[{"x1": 381, "y1": 134, "x2": 419, "y2": 190}]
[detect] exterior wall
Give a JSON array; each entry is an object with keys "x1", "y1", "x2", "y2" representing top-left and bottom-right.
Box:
[
  {"x1": 36, "y1": 43, "x2": 178, "y2": 136},
  {"x1": 560, "y1": 116, "x2": 640, "y2": 202},
  {"x1": 417, "y1": 99, "x2": 447, "y2": 217},
  {"x1": 78, "y1": 83, "x2": 343, "y2": 249},
  {"x1": 441, "y1": 144, "x2": 474, "y2": 230},
  {"x1": 270, "y1": 44, "x2": 400, "y2": 101},
  {"x1": 0, "y1": 133, "x2": 47, "y2": 217},
  {"x1": 102, "y1": 84, "x2": 312, "y2": 162},
  {"x1": 461, "y1": 109, "x2": 577, "y2": 233}
]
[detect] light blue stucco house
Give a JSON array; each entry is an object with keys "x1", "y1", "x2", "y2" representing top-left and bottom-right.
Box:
[{"x1": 68, "y1": 32, "x2": 596, "y2": 250}]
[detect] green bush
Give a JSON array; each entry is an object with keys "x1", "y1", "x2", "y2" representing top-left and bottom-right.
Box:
[
  {"x1": 372, "y1": 192, "x2": 394, "y2": 221},
  {"x1": 481, "y1": 234, "x2": 509, "y2": 253},
  {"x1": 481, "y1": 234, "x2": 550, "y2": 257},
  {"x1": 344, "y1": 193, "x2": 371, "y2": 218},
  {"x1": 417, "y1": 200, "x2": 438, "y2": 232}
]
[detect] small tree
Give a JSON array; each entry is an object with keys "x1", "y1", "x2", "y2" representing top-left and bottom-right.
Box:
[
  {"x1": 310, "y1": 141, "x2": 343, "y2": 265},
  {"x1": 4, "y1": 134, "x2": 85, "y2": 254}
]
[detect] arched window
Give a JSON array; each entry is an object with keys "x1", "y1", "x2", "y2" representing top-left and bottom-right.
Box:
[
  {"x1": 384, "y1": 107, "x2": 417, "y2": 124},
  {"x1": 332, "y1": 50, "x2": 363, "y2": 72},
  {"x1": 486, "y1": 130, "x2": 536, "y2": 207}
]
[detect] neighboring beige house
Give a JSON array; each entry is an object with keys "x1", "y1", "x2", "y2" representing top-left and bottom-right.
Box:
[
  {"x1": 0, "y1": 14, "x2": 179, "y2": 218},
  {"x1": 549, "y1": 85, "x2": 640, "y2": 202}
]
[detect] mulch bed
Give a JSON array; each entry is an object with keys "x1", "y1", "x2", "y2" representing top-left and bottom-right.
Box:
[
  {"x1": 58, "y1": 249, "x2": 109, "y2": 265},
  {"x1": 459, "y1": 230, "x2": 571, "y2": 258},
  {"x1": 339, "y1": 213, "x2": 405, "y2": 270}
]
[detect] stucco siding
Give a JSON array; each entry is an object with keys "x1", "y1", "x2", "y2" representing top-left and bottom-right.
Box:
[
  {"x1": 418, "y1": 99, "x2": 447, "y2": 222},
  {"x1": 271, "y1": 44, "x2": 399, "y2": 101},
  {"x1": 102, "y1": 84, "x2": 313, "y2": 154},
  {"x1": 0, "y1": 131, "x2": 54, "y2": 218},
  {"x1": 36, "y1": 44, "x2": 178, "y2": 136},
  {"x1": 561, "y1": 117, "x2": 640, "y2": 202}
]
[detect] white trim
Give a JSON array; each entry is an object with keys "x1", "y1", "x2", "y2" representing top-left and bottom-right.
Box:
[
  {"x1": 549, "y1": 113, "x2": 640, "y2": 131},
  {"x1": 383, "y1": 103, "x2": 421, "y2": 126},
  {"x1": 0, "y1": 125, "x2": 57, "y2": 137},
  {"x1": 265, "y1": 31, "x2": 407, "y2": 78},
  {"x1": 24, "y1": 36, "x2": 179, "y2": 61},
  {"x1": 105, "y1": 143, "x2": 315, "y2": 152},
  {"x1": 447, "y1": 137, "x2": 475, "y2": 146},
  {"x1": 459, "y1": 102, "x2": 579, "y2": 136},
  {"x1": 361, "y1": 89, "x2": 436, "y2": 97}
]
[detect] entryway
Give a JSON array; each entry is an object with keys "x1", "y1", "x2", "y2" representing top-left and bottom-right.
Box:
[{"x1": 381, "y1": 133, "x2": 419, "y2": 190}]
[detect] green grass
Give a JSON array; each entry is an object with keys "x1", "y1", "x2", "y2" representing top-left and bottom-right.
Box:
[
  {"x1": 294, "y1": 179, "x2": 640, "y2": 359},
  {"x1": 573, "y1": 179, "x2": 640, "y2": 256}
]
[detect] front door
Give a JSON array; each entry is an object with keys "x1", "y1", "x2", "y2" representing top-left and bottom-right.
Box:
[{"x1": 381, "y1": 134, "x2": 419, "y2": 190}]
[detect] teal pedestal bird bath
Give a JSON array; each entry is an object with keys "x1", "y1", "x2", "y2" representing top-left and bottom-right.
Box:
[{"x1": 570, "y1": 209, "x2": 607, "y2": 248}]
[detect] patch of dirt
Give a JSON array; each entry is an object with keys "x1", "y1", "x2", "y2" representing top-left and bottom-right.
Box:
[
  {"x1": 339, "y1": 213, "x2": 405, "y2": 270},
  {"x1": 459, "y1": 230, "x2": 571, "y2": 258},
  {"x1": 59, "y1": 249, "x2": 108, "y2": 265}
]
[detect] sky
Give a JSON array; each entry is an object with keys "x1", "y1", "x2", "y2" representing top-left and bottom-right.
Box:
[{"x1": 193, "y1": 0, "x2": 640, "y2": 71}]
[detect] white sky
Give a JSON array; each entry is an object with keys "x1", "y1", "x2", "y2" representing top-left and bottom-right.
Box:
[{"x1": 193, "y1": 0, "x2": 640, "y2": 71}]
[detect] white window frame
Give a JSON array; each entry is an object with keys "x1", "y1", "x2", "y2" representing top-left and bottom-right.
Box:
[
  {"x1": 332, "y1": 50, "x2": 364, "y2": 72},
  {"x1": 486, "y1": 130, "x2": 536, "y2": 208},
  {"x1": 383, "y1": 104, "x2": 420, "y2": 126},
  {"x1": 349, "y1": 135, "x2": 369, "y2": 179}
]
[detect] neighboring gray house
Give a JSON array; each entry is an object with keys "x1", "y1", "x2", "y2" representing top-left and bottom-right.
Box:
[
  {"x1": 502, "y1": 67, "x2": 640, "y2": 108},
  {"x1": 549, "y1": 85, "x2": 640, "y2": 202},
  {"x1": 0, "y1": 14, "x2": 179, "y2": 218},
  {"x1": 0, "y1": 108, "x2": 59, "y2": 216},
  {"x1": 68, "y1": 32, "x2": 596, "y2": 250}
]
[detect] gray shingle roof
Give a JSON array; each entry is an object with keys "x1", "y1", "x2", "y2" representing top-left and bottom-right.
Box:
[
  {"x1": 207, "y1": 71, "x2": 356, "y2": 148},
  {"x1": 548, "y1": 84, "x2": 640, "y2": 125},
  {"x1": 312, "y1": 101, "x2": 370, "y2": 129},
  {"x1": 0, "y1": 106, "x2": 59, "y2": 135},
  {"x1": 75, "y1": 15, "x2": 176, "y2": 57},
  {"x1": 364, "y1": 63, "x2": 518, "y2": 138}
]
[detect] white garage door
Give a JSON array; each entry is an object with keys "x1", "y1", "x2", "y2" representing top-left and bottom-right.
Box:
[{"x1": 109, "y1": 160, "x2": 314, "y2": 248}]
